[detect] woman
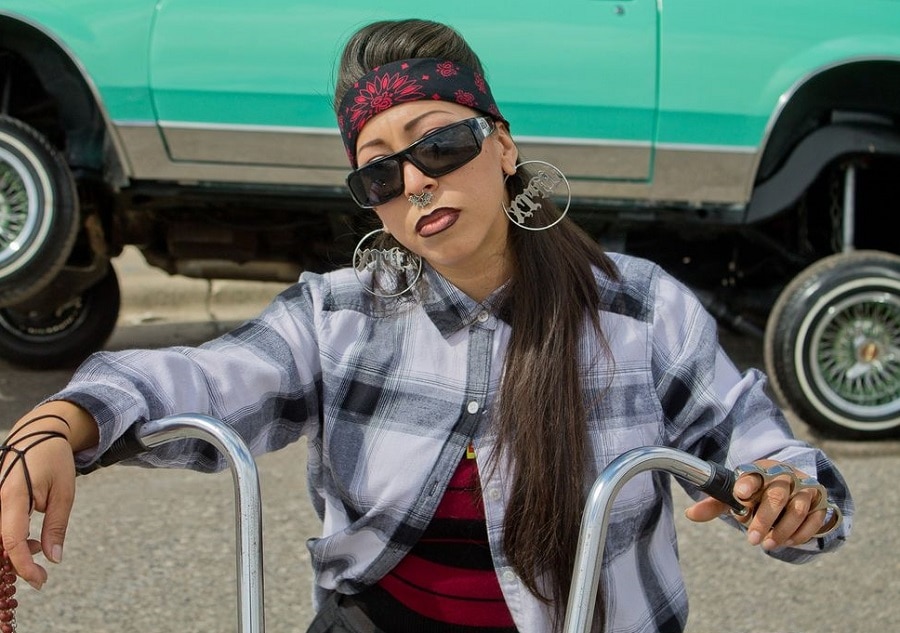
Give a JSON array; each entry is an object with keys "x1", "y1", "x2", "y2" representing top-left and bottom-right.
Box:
[{"x1": 0, "y1": 18, "x2": 851, "y2": 633}]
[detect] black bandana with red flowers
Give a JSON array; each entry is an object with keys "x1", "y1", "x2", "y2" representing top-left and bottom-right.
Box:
[{"x1": 337, "y1": 57, "x2": 506, "y2": 166}]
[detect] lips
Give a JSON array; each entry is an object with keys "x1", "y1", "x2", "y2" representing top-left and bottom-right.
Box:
[{"x1": 415, "y1": 208, "x2": 459, "y2": 237}]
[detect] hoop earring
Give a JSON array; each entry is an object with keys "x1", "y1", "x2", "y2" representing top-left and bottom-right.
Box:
[
  {"x1": 352, "y1": 229, "x2": 423, "y2": 298},
  {"x1": 502, "y1": 160, "x2": 571, "y2": 231}
]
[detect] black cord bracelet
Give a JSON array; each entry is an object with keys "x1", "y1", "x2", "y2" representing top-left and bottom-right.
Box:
[{"x1": 0, "y1": 415, "x2": 72, "y2": 513}]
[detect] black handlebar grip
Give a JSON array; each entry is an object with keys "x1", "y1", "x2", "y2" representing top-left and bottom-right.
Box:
[
  {"x1": 700, "y1": 462, "x2": 747, "y2": 515},
  {"x1": 75, "y1": 425, "x2": 145, "y2": 476}
]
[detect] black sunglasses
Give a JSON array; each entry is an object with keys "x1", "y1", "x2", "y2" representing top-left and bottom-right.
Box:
[{"x1": 346, "y1": 116, "x2": 495, "y2": 208}]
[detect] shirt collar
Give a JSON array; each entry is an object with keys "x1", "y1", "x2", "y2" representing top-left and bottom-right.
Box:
[{"x1": 419, "y1": 265, "x2": 510, "y2": 338}]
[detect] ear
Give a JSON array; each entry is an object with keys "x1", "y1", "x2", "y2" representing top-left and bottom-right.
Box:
[{"x1": 495, "y1": 124, "x2": 519, "y2": 176}]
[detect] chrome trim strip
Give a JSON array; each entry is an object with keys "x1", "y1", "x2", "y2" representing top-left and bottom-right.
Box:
[
  {"x1": 153, "y1": 120, "x2": 755, "y2": 154},
  {"x1": 657, "y1": 141, "x2": 756, "y2": 154},
  {"x1": 159, "y1": 120, "x2": 340, "y2": 136},
  {"x1": 158, "y1": 120, "x2": 654, "y2": 149}
]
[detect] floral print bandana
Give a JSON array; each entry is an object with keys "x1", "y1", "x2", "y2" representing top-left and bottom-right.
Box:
[{"x1": 337, "y1": 57, "x2": 506, "y2": 166}]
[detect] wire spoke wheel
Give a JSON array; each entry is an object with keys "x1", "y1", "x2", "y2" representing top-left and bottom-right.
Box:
[
  {"x1": 809, "y1": 290, "x2": 900, "y2": 417},
  {"x1": 0, "y1": 115, "x2": 78, "y2": 306},
  {"x1": 0, "y1": 154, "x2": 35, "y2": 262},
  {"x1": 765, "y1": 250, "x2": 900, "y2": 439}
]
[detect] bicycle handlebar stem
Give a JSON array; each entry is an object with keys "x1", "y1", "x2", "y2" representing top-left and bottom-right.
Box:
[
  {"x1": 563, "y1": 446, "x2": 724, "y2": 633},
  {"x1": 136, "y1": 414, "x2": 266, "y2": 633}
]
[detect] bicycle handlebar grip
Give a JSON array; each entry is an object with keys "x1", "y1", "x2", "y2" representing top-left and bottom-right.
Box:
[
  {"x1": 699, "y1": 462, "x2": 746, "y2": 514},
  {"x1": 75, "y1": 425, "x2": 145, "y2": 475}
]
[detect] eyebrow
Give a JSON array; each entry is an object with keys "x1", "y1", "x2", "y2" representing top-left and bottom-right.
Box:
[{"x1": 356, "y1": 109, "x2": 458, "y2": 155}]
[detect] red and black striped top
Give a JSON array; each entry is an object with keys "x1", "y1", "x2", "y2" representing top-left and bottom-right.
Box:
[{"x1": 355, "y1": 452, "x2": 518, "y2": 632}]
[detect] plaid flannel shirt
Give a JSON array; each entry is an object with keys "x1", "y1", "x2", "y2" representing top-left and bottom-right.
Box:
[{"x1": 54, "y1": 253, "x2": 852, "y2": 633}]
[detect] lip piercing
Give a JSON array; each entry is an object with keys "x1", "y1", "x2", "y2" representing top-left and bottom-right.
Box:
[{"x1": 408, "y1": 191, "x2": 434, "y2": 208}]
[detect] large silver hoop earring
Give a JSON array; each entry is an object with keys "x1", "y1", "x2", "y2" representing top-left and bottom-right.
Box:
[
  {"x1": 352, "y1": 229, "x2": 423, "y2": 298},
  {"x1": 502, "y1": 160, "x2": 571, "y2": 231}
]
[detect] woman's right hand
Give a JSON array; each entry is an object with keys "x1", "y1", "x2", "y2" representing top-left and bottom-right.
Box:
[{"x1": 0, "y1": 402, "x2": 99, "y2": 589}]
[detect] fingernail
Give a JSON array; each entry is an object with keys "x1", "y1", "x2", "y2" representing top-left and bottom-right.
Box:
[
  {"x1": 735, "y1": 483, "x2": 751, "y2": 498},
  {"x1": 785, "y1": 539, "x2": 795, "y2": 548},
  {"x1": 748, "y1": 530, "x2": 762, "y2": 546},
  {"x1": 27, "y1": 578, "x2": 44, "y2": 591},
  {"x1": 51, "y1": 544, "x2": 63, "y2": 564},
  {"x1": 762, "y1": 537, "x2": 778, "y2": 551}
]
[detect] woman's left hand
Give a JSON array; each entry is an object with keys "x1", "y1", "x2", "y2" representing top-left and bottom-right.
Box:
[{"x1": 685, "y1": 459, "x2": 831, "y2": 550}]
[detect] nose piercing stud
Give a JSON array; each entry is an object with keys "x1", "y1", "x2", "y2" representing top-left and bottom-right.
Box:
[{"x1": 408, "y1": 191, "x2": 434, "y2": 208}]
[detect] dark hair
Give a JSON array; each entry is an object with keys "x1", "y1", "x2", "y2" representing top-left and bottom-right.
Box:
[{"x1": 335, "y1": 19, "x2": 619, "y2": 628}]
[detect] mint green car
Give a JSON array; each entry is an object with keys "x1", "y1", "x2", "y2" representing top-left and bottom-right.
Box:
[{"x1": 1, "y1": 1, "x2": 899, "y2": 438}]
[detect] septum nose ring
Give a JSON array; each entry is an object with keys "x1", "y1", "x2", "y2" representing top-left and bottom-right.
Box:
[{"x1": 408, "y1": 191, "x2": 434, "y2": 208}]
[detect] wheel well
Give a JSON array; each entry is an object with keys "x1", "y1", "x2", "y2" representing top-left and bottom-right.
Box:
[
  {"x1": 757, "y1": 59, "x2": 900, "y2": 182},
  {"x1": 747, "y1": 59, "x2": 900, "y2": 255},
  {"x1": 1, "y1": 16, "x2": 127, "y2": 260},
  {"x1": 0, "y1": 17, "x2": 122, "y2": 181}
]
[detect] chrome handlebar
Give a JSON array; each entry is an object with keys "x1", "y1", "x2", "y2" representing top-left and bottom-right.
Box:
[
  {"x1": 563, "y1": 447, "x2": 739, "y2": 633},
  {"x1": 115, "y1": 415, "x2": 265, "y2": 633}
]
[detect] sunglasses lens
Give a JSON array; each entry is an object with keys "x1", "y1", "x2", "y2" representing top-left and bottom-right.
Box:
[
  {"x1": 409, "y1": 124, "x2": 480, "y2": 176},
  {"x1": 349, "y1": 158, "x2": 403, "y2": 207}
]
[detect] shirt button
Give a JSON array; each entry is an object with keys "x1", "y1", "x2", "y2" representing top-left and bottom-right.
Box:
[
  {"x1": 489, "y1": 488, "x2": 502, "y2": 501},
  {"x1": 502, "y1": 569, "x2": 516, "y2": 583},
  {"x1": 467, "y1": 400, "x2": 479, "y2": 414},
  {"x1": 476, "y1": 311, "x2": 489, "y2": 323}
]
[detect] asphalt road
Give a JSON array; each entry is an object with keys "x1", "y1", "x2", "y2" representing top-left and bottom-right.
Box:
[{"x1": 1, "y1": 248, "x2": 898, "y2": 633}]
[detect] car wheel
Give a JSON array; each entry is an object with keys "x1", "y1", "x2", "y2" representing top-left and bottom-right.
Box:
[
  {"x1": 764, "y1": 250, "x2": 900, "y2": 439},
  {"x1": 0, "y1": 115, "x2": 79, "y2": 306},
  {"x1": 0, "y1": 263, "x2": 120, "y2": 369}
]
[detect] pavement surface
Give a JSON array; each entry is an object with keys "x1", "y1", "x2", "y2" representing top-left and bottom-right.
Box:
[{"x1": 3, "y1": 247, "x2": 898, "y2": 633}]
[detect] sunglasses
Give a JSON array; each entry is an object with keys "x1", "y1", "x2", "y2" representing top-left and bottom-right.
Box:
[{"x1": 346, "y1": 116, "x2": 495, "y2": 208}]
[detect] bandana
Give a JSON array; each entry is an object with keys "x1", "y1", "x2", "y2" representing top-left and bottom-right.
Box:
[{"x1": 337, "y1": 57, "x2": 506, "y2": 166}]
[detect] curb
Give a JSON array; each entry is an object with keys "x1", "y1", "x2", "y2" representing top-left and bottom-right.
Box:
[{"x1": 114, "y1": 247, "x2": 287, "y2": 324}]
